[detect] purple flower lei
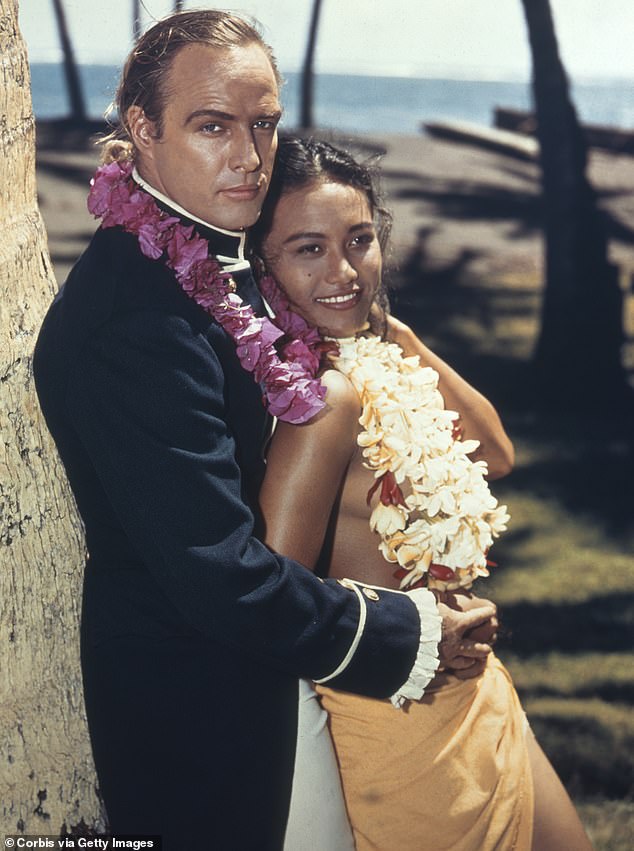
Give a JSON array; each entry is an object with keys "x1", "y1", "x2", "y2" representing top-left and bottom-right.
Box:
[{"x1": 87, "y1": 159, "x2": 327, "y2": 424}]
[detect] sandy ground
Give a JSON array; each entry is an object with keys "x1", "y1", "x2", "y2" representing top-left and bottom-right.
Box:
[{"x1": 36, "y1": 127, "x2": 634, "y2": 375}]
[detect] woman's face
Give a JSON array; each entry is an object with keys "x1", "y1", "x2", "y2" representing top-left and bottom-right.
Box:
[{"x1": 261, "y1": 179, "x2": 382, "y2": 338}]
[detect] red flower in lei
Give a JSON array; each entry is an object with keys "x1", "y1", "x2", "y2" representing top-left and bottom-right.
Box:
[{"x1": 87, "y1": 160, "x2": 327, "y2": 424}]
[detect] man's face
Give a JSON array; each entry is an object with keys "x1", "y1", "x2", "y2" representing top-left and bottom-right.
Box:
[{"x1": 131, "y1": 42, "x2": 281, "y2": 231}]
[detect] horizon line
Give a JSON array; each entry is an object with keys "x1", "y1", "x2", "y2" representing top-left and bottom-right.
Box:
[{"x1": 27, "y1": 57, "x2": 634, "y2": 86}]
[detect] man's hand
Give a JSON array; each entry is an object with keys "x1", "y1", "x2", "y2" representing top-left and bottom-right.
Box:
[{"x1": 435, "y1": 591, "x2": 498, "y2": 681}]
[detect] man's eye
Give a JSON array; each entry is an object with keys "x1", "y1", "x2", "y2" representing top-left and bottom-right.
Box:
[
  {"x1": 201, "y1": 123, "x2": 222, "y2": 134},
  {"x1": 253, "y1": 119, "x2": 277, "y2": 131},
  {"x1": 297, "y1": 244, "x2": 322, "y2": 255}
]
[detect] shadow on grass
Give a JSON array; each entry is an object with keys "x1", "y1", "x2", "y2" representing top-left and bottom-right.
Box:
[
  {"x1": 497, "y1": 593, "x2": 634, "y2": 656},
  {"x1": 521, "y1": 682, "x2": 634, "y2": 704},
  {"x1": 529, "y1": 711, "x2": 634, "y2": 799},
  {"x1": 392, "y1": 277, "x2": 543, "y2": 412},
  {"x1": 495, "y1": 445, "x2": 634, "y2": 541}
]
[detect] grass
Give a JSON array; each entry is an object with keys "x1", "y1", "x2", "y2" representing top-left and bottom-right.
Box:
[{"x1": 577, "y1": 801, "x2": 634, "y2": 851}]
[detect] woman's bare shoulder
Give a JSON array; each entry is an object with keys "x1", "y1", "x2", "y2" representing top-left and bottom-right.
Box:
[
  {"x1": 271, "y1": 367, "x2": 361, "y2": 458},
  {"x1": 319, "y1": 368, "x2": 362, "y2": 419},
  {"x1": 272, "y1": 368, "x2": 360, "y2": 454},
  {"x1": 385, "y1": 315, "x2": 418, "y2": 354}
]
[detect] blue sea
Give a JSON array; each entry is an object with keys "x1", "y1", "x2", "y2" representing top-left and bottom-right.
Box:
[{"x1": 29, "y1": 63, "x2": 634, "y2": 134}]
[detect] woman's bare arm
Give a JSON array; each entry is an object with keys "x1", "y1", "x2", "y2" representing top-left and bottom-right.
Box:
[
  {"x1": 259, "y1": 369, "x2": 361, "y2": 568},
  {"x1": 387, "y1": 315, "x2": 514, "y2": 479}
]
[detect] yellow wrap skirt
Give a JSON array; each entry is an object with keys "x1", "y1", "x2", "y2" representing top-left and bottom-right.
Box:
[{"x1": 317, "y1": 655, "x2": 533, "y2": 851}]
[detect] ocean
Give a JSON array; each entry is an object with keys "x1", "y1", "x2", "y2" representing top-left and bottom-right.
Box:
[{"x1": 29, "y1": 63, "x2": 634, "y2": 134}]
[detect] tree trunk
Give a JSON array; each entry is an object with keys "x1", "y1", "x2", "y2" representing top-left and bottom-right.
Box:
[
  {"x1": 0, "y1": 0, "x2": 104, "y2": 835},
  {"x1": 300, "y1": 0, "x2": 323, "y2": 129},
  {"x1": 51, "y1": 0, "x2": 86, "y2": 122},
  {"x1": 520, "y1": 0, "x2": 632, "y2": 412},
  {"x1": 132, "y1": 0, "x2": 141, "y2": 41}
]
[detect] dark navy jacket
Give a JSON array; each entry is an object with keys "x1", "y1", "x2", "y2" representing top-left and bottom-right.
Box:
[{"x1": 33, "y1": 221, "x2": 422, "y2": 849}]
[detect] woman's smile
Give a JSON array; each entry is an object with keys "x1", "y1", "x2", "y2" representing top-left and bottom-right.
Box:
[{"x1": 314, "y1": 289, "x2": 363, "y2": 308}]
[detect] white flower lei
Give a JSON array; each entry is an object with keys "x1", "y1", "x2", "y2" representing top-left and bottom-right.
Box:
[{"x1": 330, "y1": 335, "x2": 510, "y2": 591}]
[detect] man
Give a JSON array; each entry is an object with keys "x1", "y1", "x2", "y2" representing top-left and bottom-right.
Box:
[{"x1": 34, "y1": 11, "x2": 495, "y2": 850}]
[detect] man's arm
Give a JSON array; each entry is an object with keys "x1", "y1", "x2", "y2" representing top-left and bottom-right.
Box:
[{"x1": 65, "y1": 307, "x2": 429, "y2": 697}]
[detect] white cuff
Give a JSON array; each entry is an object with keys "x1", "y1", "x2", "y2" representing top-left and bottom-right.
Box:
[{"x1": 390, "y1": 588, "x2": 442, "y2": 708}]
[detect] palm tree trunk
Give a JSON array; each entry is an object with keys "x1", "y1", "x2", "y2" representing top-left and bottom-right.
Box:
[
  {"x1": 1, "y1": 0, "x2": 104, "y2": 833},
  {"x1": 51, "y1": 0, "x2": 86, "y2": 122},
  {"x1": 300, "y1": 0, "x2": 323, "y2": 129},
  {"x1": 520, "y1": 0, "x2": 631, "y2": 412},
  {"x1": 132, "y1": 0, "x2": 141, "y2": 41}
]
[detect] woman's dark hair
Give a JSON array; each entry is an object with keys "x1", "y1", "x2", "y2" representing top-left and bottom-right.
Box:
[
  {"x1": 252, "y1": 137, "x2": 393, "y2": 332},
  {"x1": 254, "y1": 136, "x2": 391, "y2": 251},
  {"x1": 100, "y1": 9, "x2": 280, "y2": 162}
]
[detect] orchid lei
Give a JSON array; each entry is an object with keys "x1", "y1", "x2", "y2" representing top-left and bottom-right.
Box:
[
  {"x1": 86, "y1": 159, "x2": 327, "y2": 424},
  {"x1": 330, "y1": 335, "x2": 510, "y2": 592}
]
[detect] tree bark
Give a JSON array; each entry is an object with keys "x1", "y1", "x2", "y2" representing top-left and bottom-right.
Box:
[
  {"x1": 520, "y1": 0, "x2": 631, "y2": 412},
  {"x1": 51, "y1": 0, "x2": 86, "y2": 122},
  {"x1": 300, "y1": 0, "x2": 323, "y2": 129},
  {"x1": 132, "y1": 0, "x2": 141, "y2": 41},
  {"x1": 0, "y1": 0, "x2": 104, "y2": 834}
]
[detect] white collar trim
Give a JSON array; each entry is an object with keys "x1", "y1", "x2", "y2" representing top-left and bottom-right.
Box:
[{"x1": 132, "y1": 167, "x2": 248, "y2": 268}]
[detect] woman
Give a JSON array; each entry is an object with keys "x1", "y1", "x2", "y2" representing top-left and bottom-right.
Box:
[{"x1": 254, "y1": 138, "x2": 593, "y2": 851}]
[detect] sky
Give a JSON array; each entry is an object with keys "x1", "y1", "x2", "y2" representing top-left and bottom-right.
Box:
[{"x1": 19, "y1": 0, "x2": 634, "y2": 82}]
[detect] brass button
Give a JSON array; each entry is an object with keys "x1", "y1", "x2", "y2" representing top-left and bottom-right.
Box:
[
  {"x1": 362, "y1": 587, "x2": 380, "y2": 601},
  {"x1": 337, "y1": 578, "x2": 356, "y2": 591}
]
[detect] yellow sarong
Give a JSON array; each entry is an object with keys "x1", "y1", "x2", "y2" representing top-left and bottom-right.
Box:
[{"x1": 317, "y1": 655, "x2": 533, "y2": 851}]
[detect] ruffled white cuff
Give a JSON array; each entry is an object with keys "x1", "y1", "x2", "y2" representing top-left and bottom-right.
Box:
[{"x1": 390, "y1": 587, "x2": 442, "y2": 708}]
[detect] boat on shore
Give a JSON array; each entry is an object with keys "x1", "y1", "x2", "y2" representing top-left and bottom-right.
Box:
[
  {"x1": 422, "y1": 107, "x2": 634, "y2": 161},
  {"x1": 494, "y1": 106, "x2": 634, "y2": 155},
  {"x1": 422, "y1": 119, "x2": 538, "y2": 161}
]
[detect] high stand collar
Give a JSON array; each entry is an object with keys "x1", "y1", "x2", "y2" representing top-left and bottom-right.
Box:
[{"x1": 132, "y1": 167, "x2": 249, "y2": 272}]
